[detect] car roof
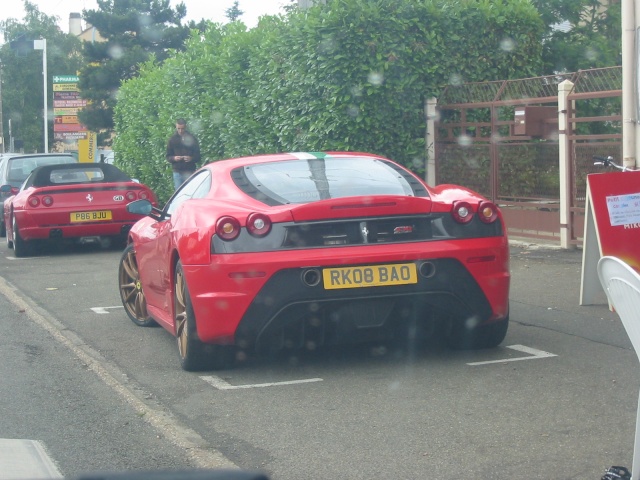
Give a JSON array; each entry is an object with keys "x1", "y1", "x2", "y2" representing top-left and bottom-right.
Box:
[
  {"x1": 206, "y1": 151, "x2": 386, "y2": 171},
  {"x1": 28, "y1": 163, "x2": 131, "y2": 187},
  {"x1": 2, "y1": 152, "x2": 76, "y2": 159}
]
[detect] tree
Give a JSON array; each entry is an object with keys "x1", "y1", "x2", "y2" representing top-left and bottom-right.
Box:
[
  {"x1": 0, "y1": 0, "x2": 83, "y2": 153},
  {"x1": 225, "y1": 1, "x2": 244, "y2": 22},
  {"x1": 531, "y1": 0, "x2": 621, "y2": 73},
  {"x1": 77, "y1": 0, "x2": 196, "y2": 145}
]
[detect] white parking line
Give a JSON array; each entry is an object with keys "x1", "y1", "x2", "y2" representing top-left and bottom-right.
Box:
[
  {"x1": 200, "y1": 375, "x2": 323, "y2": 390},
  {"x1": 5, "y1": 256, "x2": 45, "y2": 260},
  {"x1": 90, "y1": 306, "x2": 124, "y2": 314},
  {"x1": 467, "y1": 344, "x2": 557, "y2": 366}
]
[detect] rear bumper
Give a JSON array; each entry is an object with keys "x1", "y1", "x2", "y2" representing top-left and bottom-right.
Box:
[
  {"x1": 235, "y1": 257, "x2": 503, "y2": 351},
  {"x1": 17, "y1": 219, "x2": 133, "y2": 240},
  {"x1": 184, "y1": 237, "x2": 510, "y2": 348}
]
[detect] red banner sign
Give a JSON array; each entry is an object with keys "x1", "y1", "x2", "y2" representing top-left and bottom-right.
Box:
[
  {"x1": 580, "y1": 170, "x2": 640, "y2": 305},
  {"x1": 53, "y1": 99, "x2": 88, "y2": 108},
  {"x1": 54, "y1": 123, "x2": 87, "y2": 132}
]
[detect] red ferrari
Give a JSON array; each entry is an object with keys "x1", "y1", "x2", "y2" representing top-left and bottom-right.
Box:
[
  {"x1": 118, "y1": 152, "x2": 510, "y2": 371},
  {"x1": 2, "y1": 162, "x2": 157, "y2": 257}
]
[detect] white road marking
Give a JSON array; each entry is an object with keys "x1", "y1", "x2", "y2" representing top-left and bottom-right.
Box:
[
  {"x1": 90, "y1": 306, "x2": 124, "y2": 314},
  {"x1": 0, "y1": 439, "x2": 62, "y2": 479},
  {"x1": 201, "y1": 375, "x2": 323, "y2": 390},
  {"x1": 0, "y1": 277, "x2": 237, "y2": 470},
  {"x1": 467, "y1": 344, "x2": 557, "y2": 366},
  {"x1": 5, "y1": 256, "x2": 45, "y2": 260}
]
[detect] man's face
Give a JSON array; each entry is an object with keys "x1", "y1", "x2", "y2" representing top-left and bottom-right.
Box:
[{"x1": 176, "y1": 124, "x2": 186, "y2": 134}]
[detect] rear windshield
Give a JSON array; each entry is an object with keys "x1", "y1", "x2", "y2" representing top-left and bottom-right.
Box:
[
  {"x1": 49, "y1": 167, "x2": 104, "y2": 184},
  {"x1": 237, "y1": 157, "x2": 426, "y2": 205},
  {"x1": 8, "y1": 155, "x2": 77, "y2": 184}
]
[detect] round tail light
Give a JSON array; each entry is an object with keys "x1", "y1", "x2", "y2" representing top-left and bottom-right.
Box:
[
  {"x1": 28, "y1": 196, "x2": 41, "y2": 207},
  {"x1": 478, "y1": 201, "x2": 498, "y2": 223},
  {"x1": 42, "y1": 195, "x2": 54, "y2": 207},
  {"x1": 246, "y1": 213, "x2": 271, "y2": 237},
  {"x1": 125, "y1": 191, "x2": 137, "y2": 201},
  {"x1": 138, "y1": 190, "x2": 149, "y2": 200},
  {"x1": 451, "y1": 201, "x2": 473, "y2": 224},
  {"x1": 216, "y1": 216, "x2": 241, "y2": 241}
]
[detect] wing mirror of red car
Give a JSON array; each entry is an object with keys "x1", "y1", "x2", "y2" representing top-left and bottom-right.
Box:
[{"x1": 127, "y1": 199, "x2": 163, "y2": 221}]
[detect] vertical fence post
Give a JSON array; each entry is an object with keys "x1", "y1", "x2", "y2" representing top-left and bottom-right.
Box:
[
  {"x1": 425, "y1": 97, "x2": 438, "y2": 186},
  {"x1": 621, "y1": 0, "x2": 637, "y2": 169},
  {"x1": 558, "y1": 79, "x2": 574, "y2": 249}
]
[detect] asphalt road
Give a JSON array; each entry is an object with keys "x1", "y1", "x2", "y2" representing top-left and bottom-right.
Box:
[{"x1": 0, "y1": 240, "x2": 636, "y2": 480}]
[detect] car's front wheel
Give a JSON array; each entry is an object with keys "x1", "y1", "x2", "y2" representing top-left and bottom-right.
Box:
[
  {"x1": 12, "y1": 216, "x2": 31, "y2": 258},
  {"x1": 444, "y1": 314, "x2": 509, "y2": 350},
  {"x1": 118, "y1": 244, "x2": 155, "y2": 327},
  {"x1": 174, "y1": 260, "x2": 235, "y2": 371}
]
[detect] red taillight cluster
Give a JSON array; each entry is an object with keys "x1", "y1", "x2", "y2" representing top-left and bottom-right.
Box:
[
  {"x1": 28, "y1": 195, "x2": 55, "y2": 207},
  {"x1": 451, "y1": 200, "x2": 498, "y2": 224},
  {"x1": 1, "y1": 187, "x2": 19, "y2": 198},
  {"x1": 246, "y1": 213, "x2": 271, "y2": 236},
  {"x1": 216, "y1": 213, "x2": 272, "y2": 241}
]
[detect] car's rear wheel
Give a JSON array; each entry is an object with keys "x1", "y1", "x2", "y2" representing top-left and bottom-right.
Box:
[
  {"x1": 118, "y1": 244, "x2": 155, "y2": 327},
  {"x1": 174, "y1": 261, "x2": 235, "y2": 371},
  {"x1": 444, "y1": 314, "x2": 509, "y2": 350},
  {"x1": 0, "y1": 216, "x2": 5, "y2": 238},
  {"x1": 12, "y1": 216, "x2": 31, "y2": 258},
  {"x1": 6, "y1": 219, "x2": 13, "y2": 249}
]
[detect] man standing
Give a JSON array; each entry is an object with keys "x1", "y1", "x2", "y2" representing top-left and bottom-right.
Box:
[{"x1": 166, "y1": 118, "x2": 201, "y2": 190}]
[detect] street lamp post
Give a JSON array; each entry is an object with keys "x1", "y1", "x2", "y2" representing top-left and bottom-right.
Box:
[
  {"x1": 0, "y1": 61, "x2": 4, "y2": 153},
  {"x1": 33, "y1": 38, "x2": 48, "y2": 153}
]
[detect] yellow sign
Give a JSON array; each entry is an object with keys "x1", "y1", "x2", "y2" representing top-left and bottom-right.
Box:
[
  {"x1": 61, "y1": 115, "x2": 79, "y2": 124},
  {"x1": 78, "y1": 132, "x2": 97, "y2": 163},
  {"x1": 54, "y1": 108, "x2": 80, "y2": 115},
  {"x1": 53, "y1": 83, "x2": 79, "y2": 91}
]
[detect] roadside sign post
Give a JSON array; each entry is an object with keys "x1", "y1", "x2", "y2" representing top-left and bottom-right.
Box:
[{"x1": 33, "y1": 39, "x2": 48, "y2": 153}]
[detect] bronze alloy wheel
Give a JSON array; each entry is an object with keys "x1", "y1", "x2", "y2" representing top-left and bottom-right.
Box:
[
  {"x1": 175, "y1": 260, "x2": 209, "y2": 371},
  {"x1": 118, "y1": 244, "x2": 155, "y2": 327},
  {"x1": 175, "y1": 264, "x2": 189, "y2": 361},
  {"x1": 174, "y1": 260, "x2": 235, "y2": 371}
]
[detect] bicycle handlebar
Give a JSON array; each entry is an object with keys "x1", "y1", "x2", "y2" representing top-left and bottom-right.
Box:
[{"x1": 593, "y1": 155, "x2": 634, "y2": 171}]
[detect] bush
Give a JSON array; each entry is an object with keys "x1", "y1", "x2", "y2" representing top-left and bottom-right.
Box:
[{"x1": 114, "y1": 0, "x2": 544, "y2": 204}]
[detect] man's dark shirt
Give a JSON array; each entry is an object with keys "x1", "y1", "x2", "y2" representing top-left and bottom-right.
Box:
[{"x1": 166, "y1": 130, "x2": 201, "y2": 173}]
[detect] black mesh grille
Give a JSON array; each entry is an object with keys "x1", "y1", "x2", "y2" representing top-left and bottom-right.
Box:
[{"x1": 283, "y1": 216, "x2": 434, "y2": 248}]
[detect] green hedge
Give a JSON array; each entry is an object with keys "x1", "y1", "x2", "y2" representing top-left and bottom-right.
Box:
[{"x1": 113, "y1": 0, "x2": 544, "y2": 203}]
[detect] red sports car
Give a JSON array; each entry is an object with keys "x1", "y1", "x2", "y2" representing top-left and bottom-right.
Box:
[
  {"x1": 118, "y1": 152, "x2": 510, "y2": 371},
  {"x1": 2, "y1": 162, "x2": 157, "y2": 257}
]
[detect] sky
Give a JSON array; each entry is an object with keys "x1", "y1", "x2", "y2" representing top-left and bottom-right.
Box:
[{"x1": 0, "y1": 0, "x2": 290, "y2": 33}]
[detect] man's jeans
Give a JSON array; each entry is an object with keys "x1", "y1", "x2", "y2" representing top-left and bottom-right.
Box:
[{"x1": 173, "y1": 171, "x2": 193, "y2": 190}]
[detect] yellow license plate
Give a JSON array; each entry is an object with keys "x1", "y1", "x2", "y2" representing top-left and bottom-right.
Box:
[
  {"x1": 70, "y1": 210, "x2": 112, "y2": 223},
  {"x1": 322, "y1": 263, "x2": 418, "y2": 290}
]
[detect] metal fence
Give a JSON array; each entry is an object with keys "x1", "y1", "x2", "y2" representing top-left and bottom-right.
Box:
[{"x1": 434, "y1": 66, "x2": 622, "y2": 246}]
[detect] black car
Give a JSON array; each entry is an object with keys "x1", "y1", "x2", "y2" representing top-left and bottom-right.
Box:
[{"x1": 0, "y1": 152, "x2": 78, "y2": 237}]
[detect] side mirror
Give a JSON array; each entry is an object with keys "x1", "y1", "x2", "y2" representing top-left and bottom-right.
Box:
[
  {"x1": 0, "y1": 185, "x2": 12, "y2": 194},
  {"x1": 127, "y1": 199, "x2": 163, "y2": 221}
]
